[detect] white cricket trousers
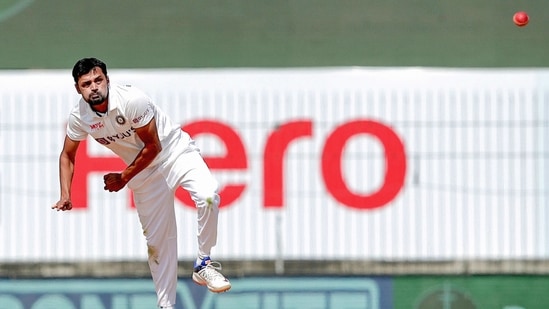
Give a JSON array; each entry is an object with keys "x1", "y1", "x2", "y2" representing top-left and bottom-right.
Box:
[{"x1": 128, "y1": 141, "x2": 220, "y2": 308}]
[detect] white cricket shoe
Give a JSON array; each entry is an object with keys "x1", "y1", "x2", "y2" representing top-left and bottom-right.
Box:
[{"x1": 192, "y1": 256, "x2": 231, "y2": 293}]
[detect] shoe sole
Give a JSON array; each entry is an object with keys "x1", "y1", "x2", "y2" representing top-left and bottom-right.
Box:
[{"x1": 192, "y1": 273, "x2": 231, "y2": 293}]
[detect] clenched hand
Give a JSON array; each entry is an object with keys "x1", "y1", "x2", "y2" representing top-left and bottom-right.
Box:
[{"x1": 103, "y1": 173, "x2": 128, "y2": 192}]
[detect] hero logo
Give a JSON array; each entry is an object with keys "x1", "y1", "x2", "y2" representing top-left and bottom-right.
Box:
[{"x1": 71, "y1": 119, "x2": 406, "y2": 211}]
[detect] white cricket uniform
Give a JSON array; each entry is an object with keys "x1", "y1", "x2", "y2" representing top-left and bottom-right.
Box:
[{"x1": 66, "y1": 84, "x2": 220, "y2": 308}]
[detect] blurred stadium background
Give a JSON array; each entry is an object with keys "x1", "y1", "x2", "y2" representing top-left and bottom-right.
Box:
[{"x1": 1, "y1": 1, "x2": 549, "y2": 308}]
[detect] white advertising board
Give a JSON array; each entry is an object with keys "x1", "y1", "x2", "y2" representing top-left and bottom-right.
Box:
[{"x1": 0, "y1": 68, "x2": 547, "y2": 262}]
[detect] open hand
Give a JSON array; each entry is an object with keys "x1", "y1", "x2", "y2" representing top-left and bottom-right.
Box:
[{"x1": 52, "y1": 198, "x2": 73, "y2": 211}]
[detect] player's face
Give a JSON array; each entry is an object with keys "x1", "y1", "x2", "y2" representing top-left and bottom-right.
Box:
[{"x1": 75, "y1": 67, "x2": 109, "y2": 106}]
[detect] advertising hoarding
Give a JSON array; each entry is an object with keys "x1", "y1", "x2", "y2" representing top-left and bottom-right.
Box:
[{"x1": 0, "y1": 68, "x2": 547, "y2": 262}]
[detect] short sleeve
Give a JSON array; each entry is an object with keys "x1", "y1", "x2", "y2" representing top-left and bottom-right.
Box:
[
  {"x1": 126, "y1": 96, "x2": 155, "y2": 128},
  {"x1": 66, "y1": 114, "x2": 88, "y2": 141}
]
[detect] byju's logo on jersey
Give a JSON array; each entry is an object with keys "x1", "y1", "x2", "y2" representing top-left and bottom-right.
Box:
[
  {"x1": 0, "y1": 0, "x2": 35, "y2": 23},
  {"x1": 95, "y1": 137, "x2": 111, "y2": 146},
  {"x1": 94, "y1": 128, "x2": 136, "y2": 146}
]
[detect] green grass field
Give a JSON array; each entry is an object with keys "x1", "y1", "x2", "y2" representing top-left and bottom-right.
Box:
[{"x1": 1, "y1": 0, "x2": 548, "y2": 69}]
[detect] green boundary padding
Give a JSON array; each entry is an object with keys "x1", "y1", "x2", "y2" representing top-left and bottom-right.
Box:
[
  {"x1": 1, "y1": 0, "x2": 549, "y2": 69},
  {"x1": 394, "y1": 275, "x2": 549, "y2": 309}
]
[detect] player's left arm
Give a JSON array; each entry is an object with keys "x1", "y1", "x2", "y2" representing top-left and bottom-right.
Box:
[{"x1": 103, "y1": 118, "x2": 162, "y2": 192}]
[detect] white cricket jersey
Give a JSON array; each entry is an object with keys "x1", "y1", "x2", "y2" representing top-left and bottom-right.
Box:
[{"x1": 66, "y1": 84, "x2": 190, "y2": 166}]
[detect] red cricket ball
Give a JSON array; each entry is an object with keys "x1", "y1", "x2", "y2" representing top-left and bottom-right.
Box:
[{"x1": 513, "y1": 11, "x2": 529, "y2": 27}]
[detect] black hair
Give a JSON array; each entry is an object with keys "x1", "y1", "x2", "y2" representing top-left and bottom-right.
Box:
[{"x1": 72, "y1": 57, "x2": 108, "y2": 83}]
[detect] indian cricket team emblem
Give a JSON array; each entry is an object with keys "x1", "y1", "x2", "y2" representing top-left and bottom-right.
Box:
[{"x1": 116, "y1": 115, "x2": 126, "y2": 125}]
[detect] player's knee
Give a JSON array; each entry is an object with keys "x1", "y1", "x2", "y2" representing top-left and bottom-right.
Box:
[
  {"x1": 195, "y1": 191, "x2": 220, "y2": 209},
  {"x1": 205, "y1": 192, "x2": 220, "y2": 208},
  {"x1": 190, "y1": 177, "x2": 220, "y2": 208}
]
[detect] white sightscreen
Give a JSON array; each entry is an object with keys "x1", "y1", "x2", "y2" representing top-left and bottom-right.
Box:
[{"x1": 0, "y1": 68, "x2": 547, "y2": 262}]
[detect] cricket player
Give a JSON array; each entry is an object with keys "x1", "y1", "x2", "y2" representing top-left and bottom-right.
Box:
[{"x1": 52, "y1": 57, "x2": 231, "y2": 308}]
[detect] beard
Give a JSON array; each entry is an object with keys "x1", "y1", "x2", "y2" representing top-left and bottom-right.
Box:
[{"x1": 87, "y1": 92, "x2": 107, "y2": 106}]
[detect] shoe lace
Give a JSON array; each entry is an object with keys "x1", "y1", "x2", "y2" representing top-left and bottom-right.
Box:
[{"x1": 200, "y1": 261, "x2": 226, "y2": 282}]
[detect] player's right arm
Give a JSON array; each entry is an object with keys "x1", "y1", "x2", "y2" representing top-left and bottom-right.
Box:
[{"x1": 52, "y1": 135, "x2": 80, "y2": 211}]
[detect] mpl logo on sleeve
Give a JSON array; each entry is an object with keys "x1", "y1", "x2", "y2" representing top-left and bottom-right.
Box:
[{"x1": 0, "y1": 0, "x2": 35, "y2": 22}]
